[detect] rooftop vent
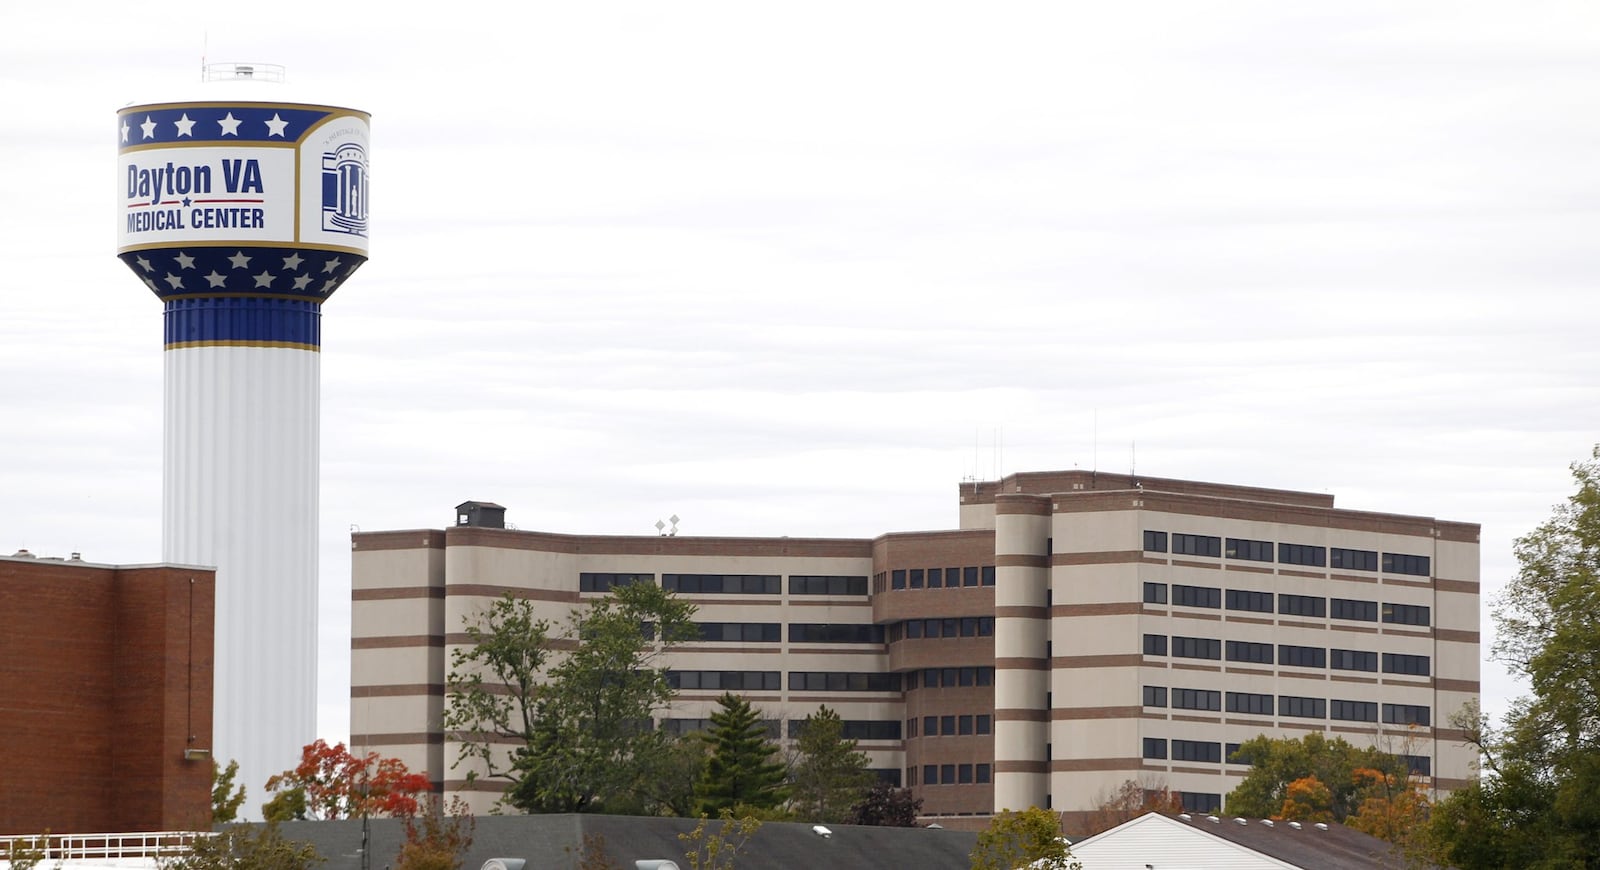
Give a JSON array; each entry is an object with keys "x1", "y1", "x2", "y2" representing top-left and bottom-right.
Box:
[
  {"x1": 1289, "y1": 821, "x2": 1302, "y2": 830},
  {"x1": 456, "y1": 501, "x2": 507, "y2": 529},
  {"x1": 479, "y1": 860, "x2": 524, "y2": 870},
  {"x1": 11, "y1": 548, "x2": 35, "y2": 559},
  {"x1": 1234, "y1": 818, "x2": 1248, "y2": 826},
  {"x1": 1261, "y1": 819, "x2": 1274, "y2": 828},
  {"x1": 1206, "y1": 816, "x2": 1220, "y2": 824},
  {"x1": 1315, "y1": 823, "x2": 1329, "y2": 831},
  {"x1": 1178, "y1": 813, "x2": 1192, "y2": 821}
]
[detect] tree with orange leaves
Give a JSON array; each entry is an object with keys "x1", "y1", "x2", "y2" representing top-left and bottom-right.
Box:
[
  {"x1": 264, "y1": 739, "x2": 432, "y2": 820},
  {"x1": 1345, "y1": 767, "x2": 1429, "y2": 843},
  {"x1": 1278, "y1": 776, "x2": 1333, "y2": 823}
]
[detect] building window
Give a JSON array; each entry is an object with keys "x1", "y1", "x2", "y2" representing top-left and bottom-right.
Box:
[
  {"x1": 923, "y1": 765, "x2": 936, "y2": 785},
  {"x1": 694, "y1": 622, "x2": 781, "y2": 642},
  {"x1": 1384, "y1": 703, "x2": 1431, "y2": 726},
  {"x1": 668, "y1": 671, "x2": 780, "y2": 691},
  {"x1": 1144, "y1": 530, "x2": 1168, "y2": 553},
  {"x1": 789, "y1": 575, "x2": 869, "y2": 596},
  {"x1": 1330, "y1": 649, "x2": 1378, "y2": 672},
  {"x1": 1143, "y1": 634, "x2": 1168, "y2": 656},
  {"x1": 1180, "y1": 793, "x2": 1222, "y2": 814},
  {"x1": 958, "y1": 764, "x2": 973, "y2": 784},
  {"x1": 579, "y1": 572, "x2": 654, "y2": 593},
  {"x1": 1383, "y1": 604, "x2": 1431, "y2": 626},
  {"x1": 1279, "y1": 696, "x2": 1326, "y2": 719},
  {"x1": 901, "y1": 616, "x2": 994, "y2": 639},
  {"x1": 1226, "y1": 743, "x2": 1252, "y2": 766},
  {"x1": 1171, "y1": 636, "x2": 1221, "y2": 661},
  {"x1": 1383, "y1": 653, "x2": 1431, "y2": 676},
  {"x1": 940, "y1": 764, "x2": 956, "y2": 785},
  {"x1": 959, "y1": 715, "x2": 973, "y2": 735},
  {"x1": 976, "y1": 763, "x2": 992, "y2": 783},
  {"x1": 1331, "y1": 700, "x2": 1378, "y2": 722},
  {"x1": 1397, "y1": 754, "x2": 1431, "y2": 776},
  {"x1": 940, "y1": 715, "x2": 955, "y2": 736},
  {"x1": 1330, "y1": 598, "x2": 1379, "y2": 622},
  {"x1": 1172, "y1": 688, "x2": 1221, "y2": 712},
  {"x1": 1279, "y1": 594, "x2": 1326, "y2": 618},
  {"x1": 1226, "y1": 692, "x2": 1273, "y2": 716},
  {"x1": 976, "y1": 715, "x2": 992, "y2": 735},
  {"x1": 1382, "y1": 553, "x2": 1431, "y2": 577},
  {"x1": 918, "y1": 667, "x2": 995, "y2": 688},
  {"x1": 787, "y1": 672, "x2": 902, "y2": 692},
  {"x1": 1143, "y1": 685, "x2": 1168, "y2": 708},
  {"x1": 927, "y1": 568, "x2": 943, "y2": 588},
  {"x1": 1225, "y1": 589, "x2": 1273, "y2": 613},
  {"x1": 981, "y1": 566, "x2": 996, "y2": 586},
  {"x1": 1331, "y1": 548, "x2": 1378, "y2": 572},
  {"x1": 891, "y1": 570, "x2": 906, "y2": 590},
  {"x1": 1172, "y1": 534, "x2": 1222, "y2": 558},
  {"x1": 1278, "y1": 543, "x2": 1327, "y2": 567},
  {"x1": 664, "y1": 574, "x2": 780, "y2": 595},
  {"x1": 1226, "y1": 640, "x2": 1273, "y2": 665},
  {"x1": 1279, "y1": 645, "x2": 1326, "y2": 669},
  {"x1": 1143, "y1": 738, "x2": 1167, "y2": 760},
  {"x1": 661, "y1": 718, "x2": 778, "y2": 738},
  {"x1": 1173, "y1": 584, "x2": 1221, "y2": 609},
  {"x1": 1143, "y1": 582, "x2": 1168, "y2": 605},
  {"x1": 1226, "y1": 538, "x2": 1273, "y2": 562},
  {"x1": 788, "y1": 720, "x2": 902, "y2": 741},
  {"x1": 789, "y1": 623, "x2": 885, "y2": 644},
  {"x1": 1172, "y1": 740, "x2": 1222, "y2": 763}
]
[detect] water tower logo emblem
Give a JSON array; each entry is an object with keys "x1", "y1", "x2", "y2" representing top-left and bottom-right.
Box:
[{"x1": 321, "y1": 142, "x2": 368, "y2": 236}]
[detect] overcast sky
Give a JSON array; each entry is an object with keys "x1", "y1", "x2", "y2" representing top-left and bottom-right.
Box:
[{"x1": 3, "y1": 1, "x2": 1596, "y2": 747}]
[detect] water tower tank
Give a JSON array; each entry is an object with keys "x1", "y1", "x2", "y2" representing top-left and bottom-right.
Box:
[{"x1": 116, "y1": 62, "x2": 370, "y2": 803}]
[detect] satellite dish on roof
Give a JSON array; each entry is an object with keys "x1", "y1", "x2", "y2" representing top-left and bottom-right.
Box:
[{"x1": 481, "y1": 860, "x2": 525, "y2": 870}]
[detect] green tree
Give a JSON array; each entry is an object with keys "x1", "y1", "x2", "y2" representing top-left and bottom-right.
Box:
[
  {"x1": 261, "y1": 786, "x2": 308, "y2": 822},
  {"x1": 695, "y1": 693, "x2": 788, "y2": 816},
  {"x1": 1424, "y1": 447, "x2": 1600, "y2": 868},
  {"x1": 970, "y1": 807, "x2": 1080, "y2": 870},
  {"x1": 158, "y1": 821, "x2": 322, "y2": 870},
  {"x1": 211, "y1": 760, "x2": 247, "y2": 824},
  {"x1": 787, "y1": 705, "x2": 874, "y2": 823},
  {"x1": 630, "y1": 733, "x2": 709, "y2": 817},
  {"x1": 844, "y1": 780, "x2": 923, "y2": 827},
  {"x1": 444, "y1": 593, "x2": 553, "y2": 782},
  {"x1": 1224, "y1": 733, "x2": 1406, "y2": 822},
  {"x1": 505, "y1": 580, "x2": 697, "y2": 812}
]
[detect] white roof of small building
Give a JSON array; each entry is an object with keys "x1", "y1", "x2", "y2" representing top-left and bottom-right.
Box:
[{"x1": 1070, "y1": 813, "x2": 1301, "y2": 870}]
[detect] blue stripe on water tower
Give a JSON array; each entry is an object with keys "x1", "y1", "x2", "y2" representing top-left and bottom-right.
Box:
[{"x1": 164, "y1": 297, "x2": 321, "y2": 349}]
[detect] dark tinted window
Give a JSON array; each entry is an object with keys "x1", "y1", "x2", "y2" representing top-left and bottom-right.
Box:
[
  {"x1": 1382, "y1": 553, "x2": 1431, "y2": 576},
  {"x1": 1279, "y1": 594, "x2": 1326, "y2": 618},
  {"x1": 1226, "y1": 538, "x2": 1273, "y2": 562},
  {"x1": 1278, "y1": 543, "x2": 1327, "y2": 567}
]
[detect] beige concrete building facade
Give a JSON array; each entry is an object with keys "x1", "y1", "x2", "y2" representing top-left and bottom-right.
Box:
[{"x1": 350, "y1": 471, "x2": 1479, "y2": 823}]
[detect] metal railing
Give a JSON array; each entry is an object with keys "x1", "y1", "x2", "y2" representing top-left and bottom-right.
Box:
[{"x1": 0, "y1": 831, "x2": 208, "y2": 861}]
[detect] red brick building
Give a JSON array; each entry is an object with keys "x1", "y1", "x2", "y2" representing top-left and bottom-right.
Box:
[{"x1": 0, "y1": 553, "x2": 215, "y2": 834}]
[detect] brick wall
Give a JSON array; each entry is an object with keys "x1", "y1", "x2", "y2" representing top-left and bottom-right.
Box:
[{"x1": 0, "y1": 558, "x2": 213, "y2": 834}]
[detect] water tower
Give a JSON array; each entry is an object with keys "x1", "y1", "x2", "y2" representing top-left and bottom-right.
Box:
[{"x1": 116, "y1": 63, "x2": 369, "y2": 801}]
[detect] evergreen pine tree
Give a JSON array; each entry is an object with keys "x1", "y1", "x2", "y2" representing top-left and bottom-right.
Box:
[
  {"x1": 789, "y1": 705, "x2": 873, "y2": 823},
  {"x1": 695, "y1": 693, "x2": 787, "y2": 816}
]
